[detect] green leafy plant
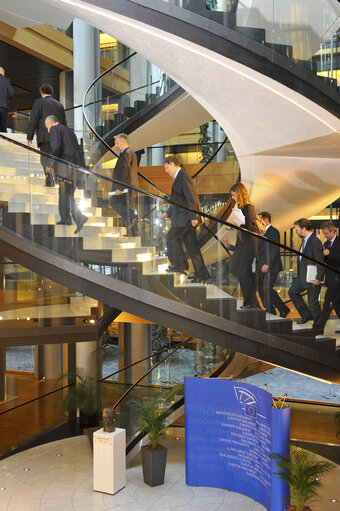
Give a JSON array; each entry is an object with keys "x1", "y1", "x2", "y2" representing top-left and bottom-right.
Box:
[
  {"x1": 270, "y1": 446, "x2": 335, "y2": 511},
  {"x1": 199, "y1": 123, "x2": 213, "y2": 162},
  {"x1": 137, "y1": 401, "x2": 168, "y2": 449},
  {"x1": 60, "y1": 368, "x2": 98, "y2": 417}
]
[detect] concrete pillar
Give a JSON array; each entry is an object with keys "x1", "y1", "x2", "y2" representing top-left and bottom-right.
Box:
[
  {"x1": 0, "y1": 346, "x2": 6, "y2": 401},
  {"x1": 73, "y1": 18, "x2": 100, "y2": 139},
  {"x1": 44, "y1": 344, "x2": 62, "y2": 381},
  {"x1": 34, "y1": 345, "x2": 44, "y2": 380},
  {"x1": 151, "y1": 142, "x2": 164, "y2": 166},
  {"x1": 76, "y1": 341, "x2": 98, "y2": 378},
  {"x1": 118, "y1": 323, "x2": 151, "y2": 384}
]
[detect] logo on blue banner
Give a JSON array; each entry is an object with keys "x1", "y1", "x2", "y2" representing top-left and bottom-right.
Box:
[{"x1": 185, "y1": 378, "x2": 290, "y2": 511}]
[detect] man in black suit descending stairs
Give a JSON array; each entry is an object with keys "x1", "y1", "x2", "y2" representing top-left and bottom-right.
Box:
[
  {"x1": 288, "y1": 218, "x2": 324, "y2": 330},
  {"x1": 257, "y1": 211, "x2": 290, "y2": 318},
  {"x1": 313, "y1": 221, "x2": 340, "y2": 336},
  {"x1": 161, "y1": 155, "x2": 210, "y2": 283},
  {"x1": 45, "y1": 115, "x2": 88, "y2": 235}
]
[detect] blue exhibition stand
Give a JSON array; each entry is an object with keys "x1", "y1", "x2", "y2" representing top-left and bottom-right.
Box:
[{"x1": 185, "y1": 377, "x2": 290, "y2": 511}]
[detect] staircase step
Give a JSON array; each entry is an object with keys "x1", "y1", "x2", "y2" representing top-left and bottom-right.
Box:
[
  {"x1": 8, "y1": 202, "x2": 101, "y2": 216},
  {"x1": 278, "y1": 334, "x2": 337, "y2": 354},
  {"x1": 82, "y1": 236, "x2": 141, "y2": 249},
  {"x1": 266, "y1": 318, "x2": 293, "y2": 335},
  {"x1": 30, "y1": 214, "x2": 114, "y2": 226},
  {"x1": 54, "y1": 224, "x2": 126, "y2": 237}
]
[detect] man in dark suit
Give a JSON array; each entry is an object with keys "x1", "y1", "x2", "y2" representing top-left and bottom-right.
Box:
[
  {"x1": 110, "y1": 133, "x2": 139, "y2": 237},
  {"x1": 0, "y1": 67, "x2": 14, "y2": 132},
  {"x1": 161, "y1": 155, "x2": 210, "y2": 282},
  {"x1": 27, "y1": 84, "x2": 67, "y2": 186},
  {"x1": 258, "y1": 211, "x2": 290, "y2": 317},
  {"x1": 45, "y1": 115, "x2": 88, "y2": 235},
  {"x1": 314, "y1": 221, "x2": 340, "y2": 335},
  {"x1": 288, "y1": 218, "x2": 324, "y2": 328}
]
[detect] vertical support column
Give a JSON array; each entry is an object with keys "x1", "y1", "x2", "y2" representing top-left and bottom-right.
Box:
[
  {"x1": 44, "y1": 344, "x2": 62, "y2": 381},
  {"x1": 73, "y1": 18, "x2": 100, "y2": 139},
  {"x1": 0, "y1": 346, "x2": 6, "y2": 401},
  {"x1": 118, "y1": 323, "x2": 151, "y2": 384},
  {"x1": 34, "y1": 345, "x2": 44, "y2": 380},
  {"x1": 76, "y1": 341, "x2": 98, "y2": 378}
]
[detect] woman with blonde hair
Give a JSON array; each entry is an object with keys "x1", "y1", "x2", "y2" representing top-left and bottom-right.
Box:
[{"x1": 228, "y1": 182, "x2": 259, "y2": 308}]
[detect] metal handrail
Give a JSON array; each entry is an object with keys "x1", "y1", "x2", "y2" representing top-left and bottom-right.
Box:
[{"x1": 0, "y1": 132, "x2": 338, "y2": 275}]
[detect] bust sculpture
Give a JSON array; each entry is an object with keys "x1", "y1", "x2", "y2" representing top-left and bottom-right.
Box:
[{"x1": 103, "y1": 407, "x2": 116, "y2": 433}]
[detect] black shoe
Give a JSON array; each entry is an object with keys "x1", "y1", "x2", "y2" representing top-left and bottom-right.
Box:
[
  {"x1": 56, "y1": 219, "x2": 72, "y2": 225},
  {"x1": 280, "y1": 306, "x2": 290, "y2": 318},
  {"x1": 240, "y1": 304, "x2": 252, "y2": 309},
  {"x1": 335, "y1": 330, "x2": 340, "y2": 334},
  {"x1": 296, "y1": 316, "x2": 313, "y2": 324},
  {"x1": 166, "y1": 265, "x2": 176, "y2": 272},
  {"x1": 192, "y1": 272, "x2": 211, "y2": 284},
  {"x1": 74, "y1": 216, "x2": 88, "y2": 234}
]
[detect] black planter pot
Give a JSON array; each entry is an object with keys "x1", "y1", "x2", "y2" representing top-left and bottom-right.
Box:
[{"x1": 141, "y1": 444, "x2": 167, "y2": 487}]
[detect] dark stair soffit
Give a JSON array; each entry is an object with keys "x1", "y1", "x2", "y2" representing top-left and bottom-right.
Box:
[
  {"x1": 0, "y1": 324, "x2": 97, "y2": 347},
  {"x1": 86, "y1": 0, "x2": 340, "y2": 118},
  {"x1": 102, "y1": 84, "x2": 184, "y2": 143},
  {"x1": 0, "y1": 225, "x2": 339, "y2": 383},
  {"x1": 97, "y1": 306, "x2": 122, "y2": 338}
]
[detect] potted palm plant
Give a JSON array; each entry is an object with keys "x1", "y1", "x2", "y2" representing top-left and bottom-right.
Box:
[
  {"x1": 137, "y1": 401, "x2": 168, "y2": 487},
  {"x1": 60, "y1": 368, "x2": 99, "y2": 428},
  {"x1": 270, "y1": 446, "x2": 335, "y2": 511}
]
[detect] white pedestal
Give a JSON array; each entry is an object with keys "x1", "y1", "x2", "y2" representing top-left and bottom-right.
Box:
[{"x1": 93, "y1": 427, "x2": 126, "y2": 494}]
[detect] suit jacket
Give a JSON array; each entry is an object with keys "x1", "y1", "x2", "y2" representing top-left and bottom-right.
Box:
[
  {"x1": 49, "y1": 124, "x2": 83, "y2": 182},
  {"x1": 0, "y1": 75, "x2": 14, "y2": 109},
  {"x1": 298, "y1": 233, "x2": 324, "y2": 284},
  {"x1": 168, "y1": 169, "x2": 201, "y2": 228},
  {"x1": 27, "y1": 96, "x2": 67, "y2": 146},
  {"x1": 112, "y1": 146, "x2": 138, "y2": 192},
  {"x1": 258, "y1": 225, "x2": 283, "y2": 274},
  {"x1": 238, "y1": 203, "x2": 259, "y2": 244},
  {"x1": 324, "y1": 236, "x2": 340, "y2": 284}
]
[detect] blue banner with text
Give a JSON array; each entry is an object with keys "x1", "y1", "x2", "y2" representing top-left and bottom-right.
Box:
[{"x1": 185, "y1": 377, "x2": 290, "y2": 511}]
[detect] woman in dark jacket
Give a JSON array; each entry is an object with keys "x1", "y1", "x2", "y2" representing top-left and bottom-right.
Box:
[{"x1": 227, "y1": 183, "x2": 259, "y2": 308}]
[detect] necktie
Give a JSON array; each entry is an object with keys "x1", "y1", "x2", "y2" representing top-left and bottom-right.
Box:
[{"x1": 299, "y1": 239, "x2": 305, "y2": 259}]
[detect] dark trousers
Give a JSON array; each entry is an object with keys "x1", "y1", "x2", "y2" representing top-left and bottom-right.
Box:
[
  {"x1": 316, "y1": 279, "x2": 340, "y2": 332},
  {"x1": 229, "y1": 239, "x2": 258, "y2": 307},
  {"x1": 110, "y1": 192, "x2": 139, "y2": 236},
  {"x1": 166, "y1": 225, "x2": 209, "y2": 278},
  {"x1": 39, "y1": 141, "x2": 54, "y2": 186},
  {"x1": 0, "y1": 108, "x2": 8, "y2": 132},
  {"x1": 259, "y1": 270, "x2": 287, "y2": 314},
  {"x1": 288, "y1": 275, "x2": 321, "y2": 326},
  {"x1": 58, "y1": 180, "x2": 84, "y2": 224}
]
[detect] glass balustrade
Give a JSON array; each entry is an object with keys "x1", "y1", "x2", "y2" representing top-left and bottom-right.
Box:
[
  {"x1": 162, "y1": 0, "x2": 340, "y2": 91},
  {"x1": 0, "y1": 133, "x2": 339, "y2": 367}
]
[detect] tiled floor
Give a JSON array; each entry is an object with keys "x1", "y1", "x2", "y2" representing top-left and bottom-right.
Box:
[
  {"x1": 1, "y1": 428, "x2": 340, "y2": 511},
  {"x1": 0, "y1": 431, "x2": 267, "y2": 511}
]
